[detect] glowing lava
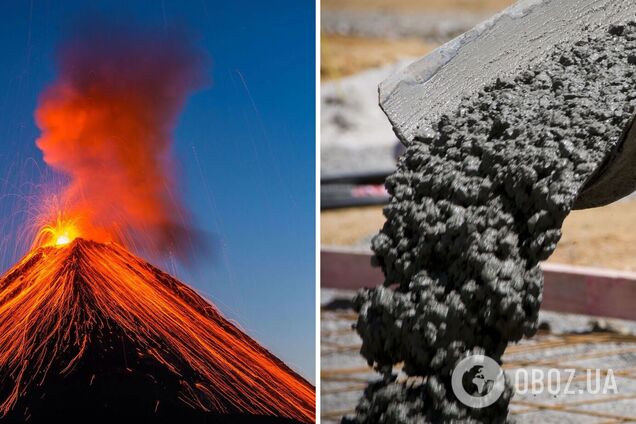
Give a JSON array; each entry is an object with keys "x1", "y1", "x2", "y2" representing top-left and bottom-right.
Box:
[
  {"x1": 34, "y1": 214, "x2": 80, "y2": 248},
  {"x1": 5, "y1": 22, "x2": 316, "y2": 423},
  {"x1": 55, "y1": 234, "x2": 71, "y2": 246},
  {"x1": 0, "y1": 239, "x2": 315, "y2": 422}
]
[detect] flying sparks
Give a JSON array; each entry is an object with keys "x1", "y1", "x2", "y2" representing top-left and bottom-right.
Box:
[
  {"x1": 33, "y1": 23, "x2": 207, "y2": 259},
  {"x1": 4, "y1": 21, "x2": 315, "y2": 423},
  {"x1": 33, "y1": 213, "x2": 80, "y2": 248},
  {"x1": 0, "y1": 239, "x2": 315, "y2": 422}
]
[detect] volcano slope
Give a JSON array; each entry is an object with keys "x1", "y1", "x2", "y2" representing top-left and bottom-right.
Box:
[
  {"x1": 0, "y1": 239, "x2": 314, "y2": 423},
  {"x1": 346, "y1": 22, "x2": 636, "y2": 423}
]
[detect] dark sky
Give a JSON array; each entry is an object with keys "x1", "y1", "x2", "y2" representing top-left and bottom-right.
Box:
[{"x1": 0, "y1": 0, "x2": 315, "y2": 381}]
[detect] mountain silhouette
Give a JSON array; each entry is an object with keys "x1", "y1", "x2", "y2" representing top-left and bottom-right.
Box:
[{"x1": 0, "y1": 239, "x2": 314, "y2": 423}]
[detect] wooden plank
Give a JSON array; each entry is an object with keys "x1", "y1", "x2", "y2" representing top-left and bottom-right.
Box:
[
  {"x1": 541, "y1": 263, "x2": 636, "y2": 321},
  {"x1": 322, "y1": 247, "x2": 636, "y2": 320},
  {"x1": 321, "y1": 247, "x2": 383, "y2": 290}
]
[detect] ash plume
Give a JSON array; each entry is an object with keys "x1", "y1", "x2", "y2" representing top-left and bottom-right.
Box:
[{"x1": 35, "y1": 22, "x2": 207, "y2": 258}]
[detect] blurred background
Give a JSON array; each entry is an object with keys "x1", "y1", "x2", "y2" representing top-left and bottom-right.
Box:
[
  {"x1": 321, "y1": 1, "x2": 636, "y2": 422},
  {"x1": 321, "y1": 0, "x2": 515, "y2": 246},
  {"x1": 321, "y1": 0, "x2": 636, "y2": 273}
]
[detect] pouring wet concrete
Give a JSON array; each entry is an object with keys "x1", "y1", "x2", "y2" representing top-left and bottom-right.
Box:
[{"x1": 346, "y1": 22, "x2": 636, "y2": 423}]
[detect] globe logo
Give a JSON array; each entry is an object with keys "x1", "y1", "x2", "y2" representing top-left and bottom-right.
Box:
[{"x1": 451, "y1": 355, "x2": 506, "y2": 408}]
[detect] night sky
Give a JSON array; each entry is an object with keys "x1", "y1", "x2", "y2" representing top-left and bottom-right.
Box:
[{"x1": 0, "y1": 0, "x2": 315, "y2": 381}]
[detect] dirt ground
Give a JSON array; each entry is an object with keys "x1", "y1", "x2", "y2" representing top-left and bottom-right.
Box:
[
  {"x1": 322, "y1": 0, "x2": 514, "y2": 13},
  {"x1": 549, "y1": 200, "x2": 636, "y2": 270},
  {"x1": 321, "y1": 0, "x2": 515, "y2": 80},
  {"x1": 321, "y1": 34, "x2": 434, "y2": 80},
  {"x1": 322, "y1": 200, "x2": 636, "y2": 271},
  {"x1": 321, "y1": 206, "x2": 387, "y2": 246}
]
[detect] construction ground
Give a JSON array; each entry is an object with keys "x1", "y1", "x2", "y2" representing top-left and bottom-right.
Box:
[
  {"x1": 322, "y1": 289, "x2": 636, "y2": 423},
  {"x1": 321, "y1": 0, "x2": 636, "y2": 422}
]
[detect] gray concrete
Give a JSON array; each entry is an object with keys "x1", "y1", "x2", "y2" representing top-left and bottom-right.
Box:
[
  {"x1": 380, "y1": 0, "x2": 636, "y2": 143},
  {"x1": 350, "y1": 20, "x2": 636, "y2": 422}
]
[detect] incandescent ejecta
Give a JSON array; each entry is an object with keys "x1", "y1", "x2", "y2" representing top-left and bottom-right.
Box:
[{"x1": 0, "y1": 239, "x2": 315, "y2": 423}]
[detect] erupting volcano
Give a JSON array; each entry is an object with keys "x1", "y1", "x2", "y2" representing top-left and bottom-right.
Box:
[
  {"x1": 0, "y1": 239, "x2": 314, "y2": 423},
  {"x1": 0, "y1": 22, "x2": 315, "y2": 424}
]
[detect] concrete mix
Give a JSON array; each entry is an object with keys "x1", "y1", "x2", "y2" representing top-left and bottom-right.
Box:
[{"x1": 345, "y1": 22, "x2": 636, "y2": 423}]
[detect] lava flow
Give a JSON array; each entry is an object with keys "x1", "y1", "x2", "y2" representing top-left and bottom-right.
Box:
[
  {"x1": 0, "y1": 238, "x2": 315, "y2": 422},
  {"x1": 0, "y1": 23, "x2": 315, "y2": 423}
]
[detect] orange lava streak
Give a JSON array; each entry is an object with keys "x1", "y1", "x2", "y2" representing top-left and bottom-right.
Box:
[{"x1": 0, "y1": 239, "x2": 315, "y2": 422}]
